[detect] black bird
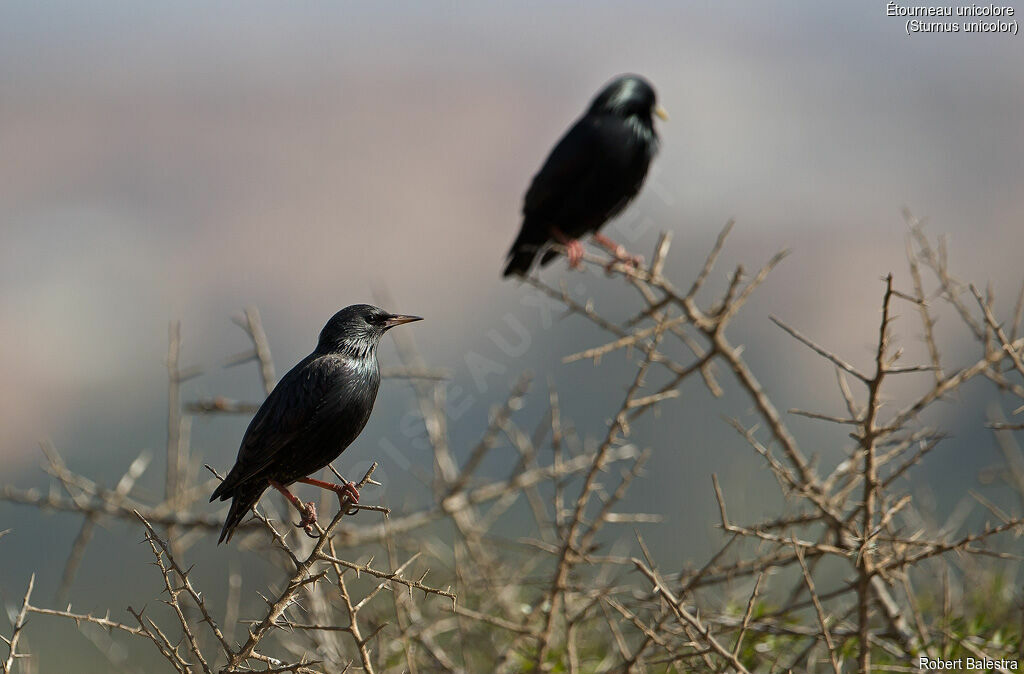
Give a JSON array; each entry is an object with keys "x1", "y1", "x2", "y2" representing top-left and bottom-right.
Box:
[
  {"x1": 211, "y1": 304, "x2": 422, "y2": 543},
  {"x1": 503, "y1": 74, "x2": 667, "y2": 278}
]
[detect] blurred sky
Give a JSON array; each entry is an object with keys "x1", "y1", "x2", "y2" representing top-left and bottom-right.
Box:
[{"x1": 2, "y1": 0, "x2": 1024, "y2": 615}]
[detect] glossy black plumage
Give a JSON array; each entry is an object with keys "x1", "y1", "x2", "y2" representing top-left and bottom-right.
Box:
[
  {"x1": 503, "y1": 75, "x2": 664, "y2": 277},
  {"x1": 211, "y1": 304, "x2": 421, "y2": 543}
]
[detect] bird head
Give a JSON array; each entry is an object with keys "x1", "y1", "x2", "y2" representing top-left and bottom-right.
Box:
[
  {"x1": 588, "y1": 74, "x2": 668, "y2": 125},
  {"x1": 317, "y1": 304, "x2": 422, "y2": 356}
]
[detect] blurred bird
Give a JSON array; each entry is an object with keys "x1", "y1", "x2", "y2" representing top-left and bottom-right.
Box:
[
  {"x1": 503, "y1": 74, "x2": 667, "y2": 278},
  {"x1": 211, "y1": 304, "x2": 422, "y2": 543}
]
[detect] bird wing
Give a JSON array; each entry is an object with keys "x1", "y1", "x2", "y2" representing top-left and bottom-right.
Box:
[
  {"x1": 215, "y1": 355, "x2": 342, "y2": 494},
  {"x1": 522, "y1": 115, "x2": 603, "y2": 218}
]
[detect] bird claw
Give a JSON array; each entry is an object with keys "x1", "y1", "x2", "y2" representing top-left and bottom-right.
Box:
[
  {"x1": 295, "y1": 501, "x2": 319, "y2": 538},
  {"x1": 606, "y1": 248, "x2": 644, "y2": 274},
  {"x1": 338, "y1": 481, "x2": 361, "y2": 515},
  {"x1": 566, "y1": 241, "x2": 585, "y2": 269}
]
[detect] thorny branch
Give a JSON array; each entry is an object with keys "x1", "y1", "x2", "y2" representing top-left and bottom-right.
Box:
[{"x1": 3, "y1": 219, "x2": 1024, "y2": 672}]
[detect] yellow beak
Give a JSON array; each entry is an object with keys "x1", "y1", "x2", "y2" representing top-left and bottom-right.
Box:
[{"x1": 654, "y1": 106, "x2": 670, "y2": 122}]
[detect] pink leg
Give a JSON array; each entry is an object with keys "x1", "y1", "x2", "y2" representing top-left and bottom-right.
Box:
[
  {"x1": 592, "y1": 232, "x2": 644, "y2": 271},
  {"x1": 298, "y1": 476, "x2": 360, "y2": 508},
  {"x1": 269, "y1": 479, "x2": 319, "y2": 537},
  {"x1": 550, "y1": 227, "x2": 585, "y2": 269}
]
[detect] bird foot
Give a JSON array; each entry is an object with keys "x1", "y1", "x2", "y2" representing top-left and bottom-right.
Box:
[
  {"x1": 296, "y1": 501, "x2": 319, "y2": 538},
  {"x1": 297, "y1": 476, "x2": 361, "y2": 516},
  {"x1": 549, "y1": 227, "x2": 585, "y2": 270},
  {"x1": 337, "y1": 481, "x2": 361, "y2": 515},
  {"x1": 606, "y1": 247, "x2": 644, "y2": 274},
  {"x1": 591, "y1": 233, "x2": 643, "y2": 273},
  {"x1": 565, "y1": 240, "x2": 585, "y2": 269}
]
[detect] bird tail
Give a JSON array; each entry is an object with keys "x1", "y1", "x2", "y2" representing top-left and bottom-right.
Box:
[
  {"x1": 503, "y1": 246, "x2": 539, "y2": 278},
  {"x1": 215, "y1": 481, "x2": 265, "y2": 544},
  {"x1": 503, "y1": 225, "x2": 548, "y2": 278}
]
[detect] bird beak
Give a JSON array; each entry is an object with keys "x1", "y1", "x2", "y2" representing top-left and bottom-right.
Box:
[
  {"x1": 654, "y1": 106, "x2": 669, "y2": 121},
  {"x1": 384, "y1": 314, "x2": 423, "y2": 329}
]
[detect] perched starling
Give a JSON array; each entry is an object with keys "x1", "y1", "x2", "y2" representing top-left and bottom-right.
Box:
[
  {"x1": 211, "y1": 304, "x2": 422, "y2": 543},
  {"x1": 503, "y1": 74, "x2": 667, "y2": 278}
]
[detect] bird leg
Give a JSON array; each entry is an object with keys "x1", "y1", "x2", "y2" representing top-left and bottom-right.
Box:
[
  {"x1": 269, "y1": 479, "x2": 319, "y2": 537},
  {"x1": 298, "y1": 477, "x2": 361, "y2": 515},
  {"x1": 550, "y1": 227, "x2": 585, "y2": 269},
  {"x1": 592, "y1": 232, "x2": 644, "y2": 271}
]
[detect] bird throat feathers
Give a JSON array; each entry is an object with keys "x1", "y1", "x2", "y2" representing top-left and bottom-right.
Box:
[
  {"x1": 625, "y1": 114, "x2": 658, "y2": 145},
  {"x1": 313, "y1": 330, "x2": 380, "y2": 361},
  {"x1": 333, "y1": 336, "x2": 378, "y2": 361}
]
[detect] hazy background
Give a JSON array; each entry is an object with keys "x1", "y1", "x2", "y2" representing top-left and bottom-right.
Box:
[{"x1": 1, "y1": 2, "x2": 1022, "y2": 668}]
